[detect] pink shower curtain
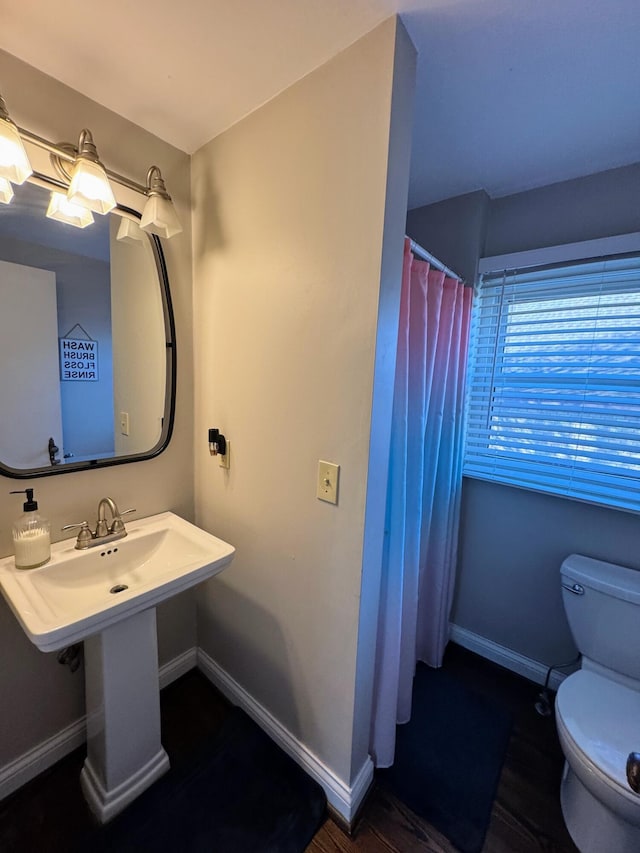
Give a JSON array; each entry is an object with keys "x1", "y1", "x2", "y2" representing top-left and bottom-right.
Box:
[{"x1": 371, "y1": 238, "x2": 472, "y2": 768}]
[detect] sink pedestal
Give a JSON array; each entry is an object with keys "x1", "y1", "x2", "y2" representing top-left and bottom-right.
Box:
[{"x1": 80, "y1": 608, "x2": 170, "y2": 823}]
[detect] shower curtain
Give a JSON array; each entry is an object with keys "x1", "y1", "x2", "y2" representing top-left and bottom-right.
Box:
[{"x1": 371, "y1": 238, "x2": 473, "y2": 768}]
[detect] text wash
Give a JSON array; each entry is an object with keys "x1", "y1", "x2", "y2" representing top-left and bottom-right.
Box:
[{"x1": 61, "y1": 340, "x2": 97, "y2": 380}]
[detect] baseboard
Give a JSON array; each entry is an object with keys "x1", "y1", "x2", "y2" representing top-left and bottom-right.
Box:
[
  {"x1": 196, "y1": 647, "x2": 373, "y2": 824},
  {"x1": 0, "y1": 646, "x2": 197, "y2": 802},
  {"x1": 4, "y1": 632, "x2": 559, "y2": 814},
  {"x1": 0, "y1": 715, "x2": 87, "y2": 803},
  {"x1": 449, "y1": 624, "x2": 568, "y2": 690},
  {"x1": 158, "y1": 646, "x2": 198, "y2": 689}
]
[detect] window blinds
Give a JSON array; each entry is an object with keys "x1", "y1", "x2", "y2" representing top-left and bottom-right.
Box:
[{"x1": 464, "y1": 254, "x2": 640, "y2": 512}]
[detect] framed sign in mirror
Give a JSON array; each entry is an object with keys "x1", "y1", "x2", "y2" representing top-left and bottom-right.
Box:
[{"x1": 0, "y1": 179, "x2": 176, "y2": 477}]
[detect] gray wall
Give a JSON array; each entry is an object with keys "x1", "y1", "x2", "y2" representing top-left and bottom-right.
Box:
[
  {"x1": 454, "y1": 480, "x2": 640, "y2": 664},
  {"x1": 486, "y1": 162, "x2": 640, "y2": 255},
  {"x1": 406, "y1": 189, "x2": 488, "y2": 284},
  {"x1": 408, "y1": 162, "x2": 640, "y2": 670}
]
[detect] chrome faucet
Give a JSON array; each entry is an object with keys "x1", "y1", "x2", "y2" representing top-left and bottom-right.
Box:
[
  {"x1": 63, "y1": 497, "x2": 136, "y2": 550},
  {"x1": 96, "y1": 497, "x2": 123, "y2": 537}
]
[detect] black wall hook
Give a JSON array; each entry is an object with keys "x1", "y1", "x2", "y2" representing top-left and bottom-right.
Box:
[{"x1": 208, "y1": 428, "x2": 227, "y2": 456}]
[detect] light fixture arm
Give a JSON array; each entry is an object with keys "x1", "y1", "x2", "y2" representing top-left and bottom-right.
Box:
[
  {"x1": 76, "y1": 129, "x2": 100, "y2": 164},
  {"x1": 15, "y1": 124, "x2": 155, "y2": 198},
  {"x1": 0, "y1": 93, "x2": 13, "y2": 125},
  {"x1": 17, "y1": 126, "x2": 75, "y2": 165},
  {"x1": 146, "y1": 165, "x2": 172, "y2": 200}
]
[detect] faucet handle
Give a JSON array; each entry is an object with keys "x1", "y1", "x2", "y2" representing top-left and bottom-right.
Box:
[
  {"x1": 62, "y1": 521, "x2": 93, "y2": 549},
  {"x1": 111, "y1": 508, "x2": 136, "y2": 534},
  {"x1": 62, "y1": 521, "x2": 89, "y2": 531}
]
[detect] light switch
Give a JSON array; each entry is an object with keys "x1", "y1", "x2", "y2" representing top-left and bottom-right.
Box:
[
  {"x1": 317, "y1": 460, "x2": 339, "y2": 504},
  {"x1": 120, "y1": 412, "x2": 130, "y2": 436}
]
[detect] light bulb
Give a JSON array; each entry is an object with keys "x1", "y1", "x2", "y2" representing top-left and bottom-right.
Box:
[
  {"x1": 140, "y1": 194, "x2": 183, "y2": 239},
  {"x1": 66, "y1": 129, "x2": 116, "y2": 215},
  {"x1": 0, "y1": 114, "x2": 32, "y2": 185},
  {"x1": 46, "y1": 192, "x2": 95, "y2": 228},
  {"x1": 67, "y1": 158, "x2": 116, "y2": 215}
]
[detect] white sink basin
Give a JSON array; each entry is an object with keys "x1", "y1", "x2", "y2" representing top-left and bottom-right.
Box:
[{"x1": 0, "y1": 511, "x2": 234, "y2": 652}]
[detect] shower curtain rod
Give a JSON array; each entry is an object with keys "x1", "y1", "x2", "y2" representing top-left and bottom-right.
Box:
[{"x1": 408, "y1": 237, "x2": 464, "y2": 283}]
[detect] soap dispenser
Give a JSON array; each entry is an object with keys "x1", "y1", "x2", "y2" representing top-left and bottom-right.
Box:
[{"x1": 10, "y1": 489, "x2": 51, "y2": 569}]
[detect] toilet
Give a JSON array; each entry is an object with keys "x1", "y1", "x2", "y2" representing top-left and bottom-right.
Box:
[{"x1": 556, "y1": 554, "x2": 640, "y2": 853}]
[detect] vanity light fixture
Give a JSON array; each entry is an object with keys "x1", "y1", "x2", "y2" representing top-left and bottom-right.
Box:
[
  {"x1": 0, "y1": 93, "x2": 33, "y2": 185},
  {"x1": 0, "y1": 84, "x2": 182, "y2": 239},
  {"x1": 0, "y1": 176, "x2": 14, "y2": 204},
  {"x1": 66, "y1": 129, "x2": 116, "y2": 215},
  {"x1": 140, "y1": 166, "x2": 183, "y2": 239},
  {"x1": 46, "y1": 191, "x2": 95, "y2": 229}
]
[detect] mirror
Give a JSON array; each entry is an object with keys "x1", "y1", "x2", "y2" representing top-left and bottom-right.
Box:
[{"x1": 0, "y1": 179, "x2": 175, "y2": 477}]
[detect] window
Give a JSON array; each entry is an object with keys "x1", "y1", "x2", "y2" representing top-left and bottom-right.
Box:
[{"x1": 464, "y1": 253, "x2": 640, "y2": 512}]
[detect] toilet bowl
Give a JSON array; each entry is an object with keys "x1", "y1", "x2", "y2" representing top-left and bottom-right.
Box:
[
  {"x1": 556, "y1": 668, "x2": 640, "y2": 852},
  {"x1": 558, "y1": 555, "x2": 640, "y2": 853}
]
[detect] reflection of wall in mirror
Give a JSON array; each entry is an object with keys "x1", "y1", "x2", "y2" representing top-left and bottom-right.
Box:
[
  {"x1": 0, "y1": 260, "x2": 64, "y2": 468},
  {"x1": 0, "y1": 202, "x2": 114, "y2": 468},
  {"x1": 56, "y1": 253, "x2": 114, "y2": 461},
  {"x1": 110, "y1": 216, "x2": 166, "y2": 456}
]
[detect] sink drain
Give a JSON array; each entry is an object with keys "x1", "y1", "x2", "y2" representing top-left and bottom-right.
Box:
[{"x1": 110, "y1": 584, "x2": 129, "y2": 594}]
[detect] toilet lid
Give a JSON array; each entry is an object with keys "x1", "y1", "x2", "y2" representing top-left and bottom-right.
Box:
[{"x1": 557, "y1": 669, "x2": 640, "y2": 791}]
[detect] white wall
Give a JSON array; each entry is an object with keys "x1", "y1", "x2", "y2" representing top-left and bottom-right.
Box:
[
  {"x1": 191, "y1": 16, "x2": 415, "y2": 807},
  {"x1": 0, "y1": 50, "x2": 195, "y2": 768}
]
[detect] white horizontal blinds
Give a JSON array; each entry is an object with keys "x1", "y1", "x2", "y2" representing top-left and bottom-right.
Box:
[{"x1": 464, "y1": 254, "x2": 640, "y2": 512}]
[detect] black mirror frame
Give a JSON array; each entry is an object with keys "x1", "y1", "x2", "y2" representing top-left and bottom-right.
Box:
[{"x1": 0, "y1": 204, "x2": 177, "y2": 479}]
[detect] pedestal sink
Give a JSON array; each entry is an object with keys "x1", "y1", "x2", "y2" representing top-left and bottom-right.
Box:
[{"x1": 0, "y1": 511, "x2": 235, "y2": 823}]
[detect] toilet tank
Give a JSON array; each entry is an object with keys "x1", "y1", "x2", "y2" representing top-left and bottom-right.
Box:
[{"x1": 561, "y1": 554, "x2": 640, "y2": 680}]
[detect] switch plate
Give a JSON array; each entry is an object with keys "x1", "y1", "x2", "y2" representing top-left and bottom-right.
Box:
[
  {"x1": 317, "y1": 460, "x2": 339, "y2": 504},
  {"x1": 219, "y1": 441, "x2": 230, "y2": 469},
  {"x1": 120, "y1": 412, "x2": 129, "y2": 436}
]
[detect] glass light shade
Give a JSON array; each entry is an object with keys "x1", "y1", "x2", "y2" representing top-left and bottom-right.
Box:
[
  {"x1": 0, "y1": 176, "x2": 14, "y2": 204},
  {"x1": 140, "y1": 194, "x2": 183, "y2": 239},
  {"x1": 116, "y1": 216, "x2": 144, "y2": 244},
  {"x1": 67, "y1": 157, "x2": 116, "y2": 214},
  {"x1": 0, "y1": 119, "x2": 33, "y2": 185},
  {"x1": 46, "y1": 192, "x2": 95, "y2": 228}
]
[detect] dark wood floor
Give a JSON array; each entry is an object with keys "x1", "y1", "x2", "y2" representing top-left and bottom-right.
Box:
[
  {"x1": 0, "y1": 644, "x2": 577, "y2": 852},
  {"x1": 308, "y1": 644, "x2": 578, "y2": 852}
]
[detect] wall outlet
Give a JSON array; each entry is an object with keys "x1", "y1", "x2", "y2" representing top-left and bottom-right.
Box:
[
  {"x1": 219, "y1": 441, "x2": 230, "y2": 469},
  {"x1": 317, "y1": 460, "x2": 339, "y2": 504}
]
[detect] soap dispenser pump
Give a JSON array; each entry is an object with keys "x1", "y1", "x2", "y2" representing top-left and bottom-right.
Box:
[{"x1": 10, "y1": 488, "x2": 51, "y2": 569}]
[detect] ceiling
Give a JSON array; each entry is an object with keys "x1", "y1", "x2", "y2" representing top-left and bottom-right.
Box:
[{"x1": 1, "y1": 0, "x2": 639, "y2": 209}]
